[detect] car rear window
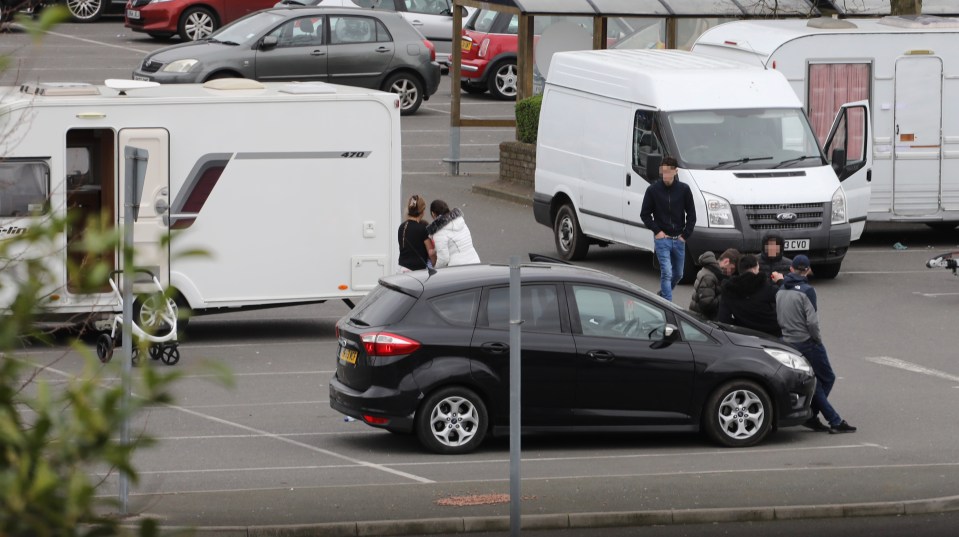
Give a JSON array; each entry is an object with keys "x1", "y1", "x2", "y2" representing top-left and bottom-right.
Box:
[{"x1": 348, "y1": 284, "x2": 416, "y2": 326}]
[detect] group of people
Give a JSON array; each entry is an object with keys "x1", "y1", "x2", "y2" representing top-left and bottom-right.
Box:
[
  {"x1": 640, "y1": 157, "x2": 854, "y2": 436},
  {"x1": 688, "y1": 236, "x2": 856, "y2": 435},
  {"x1": 397, "y1": 194, "x2": 481, "y2": 272}
]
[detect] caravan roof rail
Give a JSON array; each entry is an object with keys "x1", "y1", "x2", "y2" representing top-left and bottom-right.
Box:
[
  {"x1": 879, "y1": 15, "x2": 959, "y2": 29},
  {"x1": 19, "y1": 82, "x2": 100, "y2": 96}
]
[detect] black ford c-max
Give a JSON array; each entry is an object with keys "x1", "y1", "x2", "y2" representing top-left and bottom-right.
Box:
[{"x1": 330, "y1": 263, "x2": 815, "y2": 454}]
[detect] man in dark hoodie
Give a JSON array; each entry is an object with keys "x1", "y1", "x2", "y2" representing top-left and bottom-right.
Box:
[
  {"x1": 776, "y1": 255, "x2": 856, "y2": 434},
  {"x1": 758, "y1": 233, "x2": 792, "y2": 277},
  {"x1": 716, "y1": 254, "x2": 781, "y2": 337},
  {"x1": 640, "y1": 156, "x2": 696, "y2": 301}
]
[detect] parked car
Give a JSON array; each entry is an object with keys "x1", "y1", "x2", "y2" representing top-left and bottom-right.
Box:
[
  {"x1": 459, "y1": 9, "x2": 655, "y2": 100},
  {"x1": 275, "y1": 0, "x2": 472, "y2": 67},
  {"x1": 125, "y1": 0, "x2": 279, "y2": 41},
  {"x1": 59, "y1": 0, "x2": 125, "y2": 22},
  {"x1": 329, "y1": 262, "x2": 816, "y2": 454},
  {"x1": 131, "y1": 7, "x2": 440, "y2": 115}
]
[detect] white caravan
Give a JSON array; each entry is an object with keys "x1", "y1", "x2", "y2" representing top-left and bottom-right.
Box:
[
  {"x1": 693, "y1": 15, "x2": 959, "y2": 232},
  {"x1": 0, "y1": 79, "x2": 400, "y2": 321},
  {"x1": 533, "y1": 49, "x2": 871, "y2": 278}
]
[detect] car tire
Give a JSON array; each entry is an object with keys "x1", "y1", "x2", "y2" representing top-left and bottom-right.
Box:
[
  {"x1": 460, "y1": 80, "x2": 487, "y2": 95},
  {"x1": 554, "y1": 203, "x2": 589, "y2": 261},
  {"x1": 148, "y1": 32, "x2": 175, "y2": 41},
  {"x1": 416, "y1": 386, "x2": 488, "y2": 455},
  {"x1": 178, "y1": 6, "x2": 217, "y2": 42},
  {"x1": 383, "y1": 72, "x2": 424, "y2": 116},
  {"x1": 703, "y1": 380, "x2": 773, "y2": 448},
  {"x1": 66, "y1": 0, "x2": 107, "y2": 22},
  {"x1": 487, "y1": 60, "x2": 518, "y2": 100},
  {"x1": 812, "y1": 261, "x2": 841, "y2": 280}
]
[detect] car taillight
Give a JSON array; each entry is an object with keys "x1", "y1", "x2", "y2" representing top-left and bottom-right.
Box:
[
  {"x1": 478, "y1": 38, "x2": 490, "y2": 58},
  {"x1": 361, "y1": 332, "x2": 420, "y2": 357},
  {"x1": 423, "y1": 39, "x2": 436, "y2": 62}
]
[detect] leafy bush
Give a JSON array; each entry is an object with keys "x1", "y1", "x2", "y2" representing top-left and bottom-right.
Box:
[{"x1": 515, "y1": 94, "x2": 543, "y2": 145}]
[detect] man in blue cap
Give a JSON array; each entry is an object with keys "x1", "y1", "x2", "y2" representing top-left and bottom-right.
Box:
[{"x1": 776, "y1": 255, "x2": 856, "y2": 434}]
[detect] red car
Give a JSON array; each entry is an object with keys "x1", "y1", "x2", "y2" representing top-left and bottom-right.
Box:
[{"x1": 125, "y1": 0, "x2": 278, "y2": 41}]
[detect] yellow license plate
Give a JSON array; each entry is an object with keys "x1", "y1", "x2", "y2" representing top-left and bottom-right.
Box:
[
  {"x1": 339, "y1": 347, "x2": 357, "y2": 365},
  {"x1": 461, "y1": 40, "x2": 471, "y2": 51}
]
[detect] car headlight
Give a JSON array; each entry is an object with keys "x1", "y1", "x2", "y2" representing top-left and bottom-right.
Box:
[
  {"x1": 161, "y1": 59, "x2": 200, "y2": 73},
  {"x1": 702, "y1": 191, "x2": 734, "y2": 228},
  {"x1": 765, "y1": 348, "x2": 812, "y2": 374},
  {"x1": 831, "y1": 186, "x2": 846, "y2": 225}
]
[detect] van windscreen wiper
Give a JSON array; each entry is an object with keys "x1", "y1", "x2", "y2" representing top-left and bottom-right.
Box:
[
  {"x1": 773, "y1": 155, "x2": 821, "y2": 169},
  {"x1": 709, "y1": 156, "x2": 773, "y2": 170}
]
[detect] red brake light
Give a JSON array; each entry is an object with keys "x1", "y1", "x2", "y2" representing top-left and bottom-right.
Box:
[
  {"x1": 361, "y1": 332, "x2": 421, "y2": 357},
  {"x1": 423, "y1": 39, "x2": 436, "y2": 62}
]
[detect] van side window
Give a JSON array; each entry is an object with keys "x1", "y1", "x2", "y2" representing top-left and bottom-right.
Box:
[
  {"x1": 632, "y1": 110, "x2": 663, "y2": 181},
  {"x1": 0, "y1": 161, "x2": 50, "y2": 218}
]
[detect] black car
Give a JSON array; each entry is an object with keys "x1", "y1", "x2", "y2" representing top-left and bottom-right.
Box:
[{"x1": 330, "y1": 262, "x2": 816, "y2": 454}]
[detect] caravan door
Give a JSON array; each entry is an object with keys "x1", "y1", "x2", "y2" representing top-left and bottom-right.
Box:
[
  {"x1": 117, "y1": 129, "x2": 171, "y2": 288},
  {"x1": 892, "y1": 55, "x2": 943, "y2": 216},
  {"x1": 823, "y1": 101, "x2": 872, "y2": 241}
]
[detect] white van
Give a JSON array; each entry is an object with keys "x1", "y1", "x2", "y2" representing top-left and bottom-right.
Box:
[
  {"x1": 533, "y1": 49, "x2": 871, "y2": 279},
  {"x1": 0, "y1": 79, "x2": 400, "y2": 321},
  {"x1": 692, "y1": 15, "x2": 959, "y2": 232}
]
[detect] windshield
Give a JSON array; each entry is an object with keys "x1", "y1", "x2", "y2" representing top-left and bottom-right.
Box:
[
  {"x1": 666, "y1": 108, "x2": 825, "y2": 170},
  {"x1": 213, "y1": 12, "x2": 286, "y2": 44}
]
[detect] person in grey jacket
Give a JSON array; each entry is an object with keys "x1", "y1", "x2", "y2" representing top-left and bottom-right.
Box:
[{"x1": 776, "y1": 255, "x2": 856, "y2": 434}]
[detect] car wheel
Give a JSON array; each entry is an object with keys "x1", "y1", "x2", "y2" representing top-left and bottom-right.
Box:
[
  {"x1": 487, "y1": 60, "x2": 518, "y2": 100},
  {"x1": 703, "y1": 380, "x2": 773, "y2": 448},
  {"x1": 179, "y1": 6, "x2": 216, "y2": 42},
  {"x1": 416, "y1": 386, "x2": 488, "y2": 454},
  {"x1": 66, "y1": 0, "x2": 107, "y2": 22},
  {"x1": 812, "y1": 261, "x2": 841, "y2": 280},
  {"x1": 460, "y1": 80, "x2": 486, "y2": 95},
  {"x1": 554, "y1": 203, "x2": 589, "y2": 261},
  {"x1": 384, "y1": 73, "x2": 424, "y2": 116}
]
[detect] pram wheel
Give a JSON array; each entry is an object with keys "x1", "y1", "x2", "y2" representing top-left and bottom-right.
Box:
[
  {"x1": 131, "y1": 348, "x2": 141, "y2": 367},
  {"x1": 150, "y1": 345, "x2": 162, "y2": 361},
  {"x1": 96, "y1": 333, "x2": 114, "y2": 363},
  {"x1": 160, "y1": 345, "x2": 180, "y2": 366}
]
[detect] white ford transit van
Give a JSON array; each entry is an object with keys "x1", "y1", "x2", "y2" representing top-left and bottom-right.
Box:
[{"x1": 532, "y1": 49, "x2": 871, "y2": 279}]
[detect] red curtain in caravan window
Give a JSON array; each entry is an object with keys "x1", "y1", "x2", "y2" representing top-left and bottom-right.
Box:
[{"x1": 808, "y1": 63, "x2": 870, "y2": 160}]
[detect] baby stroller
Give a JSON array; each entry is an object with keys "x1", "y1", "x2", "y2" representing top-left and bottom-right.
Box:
[
  {"x1": 96, "y1": 269, "x2": 180, "y2": 366},
  {"x1": 926, "y1": 250, "x2": 959, "y2": 277}
]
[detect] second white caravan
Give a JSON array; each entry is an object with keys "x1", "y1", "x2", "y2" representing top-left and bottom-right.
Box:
[
  {"x1": 693, "y1": 15, "x2": 959, "y2": 233},
  {"x1": 533, "y1": 49, "x2": 871, "y2": 279}
]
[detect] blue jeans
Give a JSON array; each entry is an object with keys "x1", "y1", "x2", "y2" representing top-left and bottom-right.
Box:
[
  {"x1": 793, "y1": 339, "x2": 841, "y2": 426},
  {"x1": 654, "y1": 237, "x2": 685, "y2": 301}
]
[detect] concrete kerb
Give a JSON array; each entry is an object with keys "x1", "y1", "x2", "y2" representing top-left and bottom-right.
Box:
[{"x1": 174, "y1": 494, "x2": 959, "y2": 537}]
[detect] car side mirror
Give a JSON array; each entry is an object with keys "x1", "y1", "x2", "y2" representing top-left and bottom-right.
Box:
[
  {"x1": 830, "y1": 148, "x2": 846, "y2": 175},
  {"x1": 260, "y1": 36, "x2": 279, "y2": 50},
  {"x1": 646, "y1": 153, "x2": 662, "y2": 181},
  {"x1": 649, "y1": 323, "x2": 678, "y2": 349}
]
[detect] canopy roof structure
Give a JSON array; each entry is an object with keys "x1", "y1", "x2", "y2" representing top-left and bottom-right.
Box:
[{"x1": 458, "y1": 0, "x2": 820, "y2": 17}]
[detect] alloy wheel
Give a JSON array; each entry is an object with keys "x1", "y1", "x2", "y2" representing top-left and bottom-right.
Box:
[{"x1": 716, "y1": 388, "x2": 765, "y2": 441}]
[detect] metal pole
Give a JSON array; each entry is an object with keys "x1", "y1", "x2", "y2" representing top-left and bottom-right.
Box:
[
  {"x1": 508, "y1": 256, "x2": 522, "y2": 536},
  {"x1": 119, "y1": 151, "x2": 135, "y2": 515}
]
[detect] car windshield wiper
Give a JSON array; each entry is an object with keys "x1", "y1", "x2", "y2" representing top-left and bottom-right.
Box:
[
  {"x1": 206, "y1": 38, "x2": 239, "y2": 46},
  {"x1": 709, "y1": 156, "x2": 773, "y2": 170},
  {"x1": 773, "y1": 155, "x2": 821, "y2": 169}
]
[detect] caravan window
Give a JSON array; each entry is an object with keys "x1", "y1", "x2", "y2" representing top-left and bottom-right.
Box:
[{"x1": 0, "y1": 161, "x2": 50, "y2": 218}]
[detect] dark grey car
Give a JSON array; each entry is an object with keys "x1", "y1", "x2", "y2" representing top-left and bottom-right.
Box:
[{"x1": 132, "y1": 7, "x2": 441, "y2": 115}]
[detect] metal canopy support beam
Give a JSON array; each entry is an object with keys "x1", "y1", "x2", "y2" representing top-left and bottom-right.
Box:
[{"x1": 517, "y1": 13, "x2": 534, "y2": 103}]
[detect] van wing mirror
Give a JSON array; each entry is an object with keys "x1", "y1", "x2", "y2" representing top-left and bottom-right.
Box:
[
  {"x1": 830, "y1": 148, "x2": 847, "y2": 175},
  {"x1": 260, "y1": 36, "x2": 279, "y2": 50},
  {"x1": 646, "y1": 153, "x2": 662, "y2": 181}
]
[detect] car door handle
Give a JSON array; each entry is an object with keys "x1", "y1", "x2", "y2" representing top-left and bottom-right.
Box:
[
  {"x1": 310, "y1": 50, "x2": 326, "y2": 56},
  {"x1": 375, "y1": 46, "x2": 391, "y2": 53},
  {"x1": 411, "y1": 20, "x2": 424, "y2": 26},
  {"x1": 586, "y1": 350, "x2": 615, "y2": 363},
  {"x1": 626, "y1": 173, "x2": 631, "y2": 187},
  {"x1": 481, "y1": 342, "x2": 509, "y2": 354},
  {"x1": 867, "y1": 169, "x2": 872, "y2": 182}
]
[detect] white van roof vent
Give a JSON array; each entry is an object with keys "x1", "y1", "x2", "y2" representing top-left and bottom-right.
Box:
[
  {"x1": 806, "y1": 17, "x2": 857, "y2": 30},
  {"x1": 279, "y1": 82, "x2": 337, "y2": 94},
  {"x1": 879, "y1": 15, "x2": 959, "y2": 29},
  {"x1": 202, "y1": 78, "x2": 266, "y2": 91},
  {"x1": 19, "y1": 82, "x2": 100, "y2": 96}
]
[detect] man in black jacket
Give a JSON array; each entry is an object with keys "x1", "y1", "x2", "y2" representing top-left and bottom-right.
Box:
[
  {"x1": 640, "y1": 156, "x2": 697, "y2": 301},
  {"x1": 758, "y1": 233, "x2": 792, "y2": 276},
  {"x1": 717, "y1": 254, "x2": 781, "y2": 337}
]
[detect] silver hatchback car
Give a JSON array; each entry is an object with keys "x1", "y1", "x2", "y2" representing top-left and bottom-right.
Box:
[{"x1": 132, "y1": 6, "x2": 441, "y2": 115}]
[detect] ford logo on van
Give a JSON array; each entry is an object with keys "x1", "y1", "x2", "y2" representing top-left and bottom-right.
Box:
[{"x1": 776, "y1": 212, "x2": 798, "y2": 223}]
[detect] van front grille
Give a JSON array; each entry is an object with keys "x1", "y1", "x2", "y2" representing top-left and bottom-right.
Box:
[{"x1": 742, "y1": 203, "x2": 824, "y2": 230}]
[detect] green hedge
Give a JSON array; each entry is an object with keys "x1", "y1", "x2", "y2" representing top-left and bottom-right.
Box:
[{"x1": 515, "y1": 94, "x2": 543, "y2": 144}]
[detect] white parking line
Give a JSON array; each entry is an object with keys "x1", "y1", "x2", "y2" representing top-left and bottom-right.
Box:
[
  {"x1": 913, "y1": 291, "x2": 959, "y2": 297},
  {"x1": 864, "y1": 356, "x2": 959, "y2": 384},
  {"x1": 41, "y1": 28, "x2": 153, "y2": 55},
  {"x1": 145, "y1": 400, "x2": 329, "y2": 409},
  {"x1": 32, "y1": 362, "x2": 435, "y2": 485}
]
